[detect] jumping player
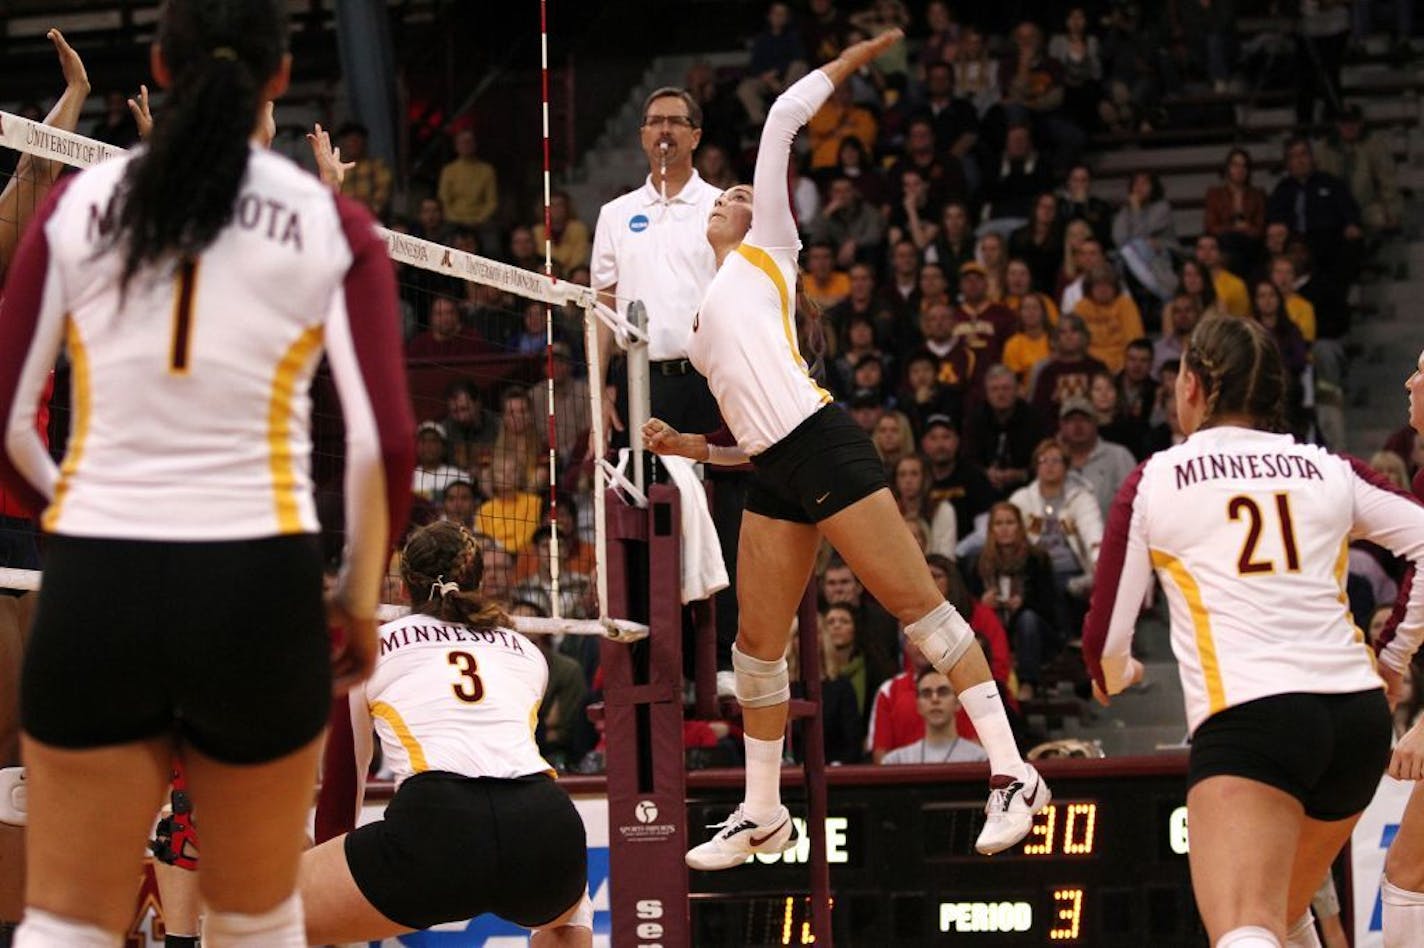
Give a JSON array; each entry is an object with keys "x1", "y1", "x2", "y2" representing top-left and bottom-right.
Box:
[
  {"x1": 642, "y1": 29, "x2": 1048, "y2": 871},
  {"x1": 0, "y1": 2, "x2": 413, "y2": 945},
  {"x1": 1083, "y1": 315, "x2": 1424, "y2": 948}
]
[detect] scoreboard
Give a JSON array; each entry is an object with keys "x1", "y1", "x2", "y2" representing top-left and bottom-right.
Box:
[{"x1": 686, "y1": 754, "x2": 1202, "y2": 947}]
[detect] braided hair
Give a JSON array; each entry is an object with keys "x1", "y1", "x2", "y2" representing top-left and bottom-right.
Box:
[
  {"x1": 1183, "y1": 314, "x2": 1287, "y2": 434},
  {"x1": 401, "y1": 521, "x2": 510, "y2": 629},
  {"x1": 112, "y1": 0, "x2": 288, "y2": 291}
]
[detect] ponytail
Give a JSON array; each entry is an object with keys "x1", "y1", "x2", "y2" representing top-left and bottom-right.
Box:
[
  {"x1": 113, "y1": 0, "x2": 287, "y2": 290},
  {"x1": 1185, "y1": 314, "x2": 1288, "y2": 434},
  {"x1": 795, "y1": 271, "x2": 827, "y2": 379}
]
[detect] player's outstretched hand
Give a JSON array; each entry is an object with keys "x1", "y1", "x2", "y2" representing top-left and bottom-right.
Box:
[
  {"x1": 307, "y1": 123, "x2": 355, "y2": 190},
  {"x1": 49, "y1": 29, "x2": 89, "y2": 93},
  {"x1": 127, "y1": 84, "x2": 153, "y2": 140},
  {"x1": 326, "y1": 595, "x2": 377, "y2": 695},
  {"x1": 1391, "y1": 717, "x2": 1424, "y2": 782}
]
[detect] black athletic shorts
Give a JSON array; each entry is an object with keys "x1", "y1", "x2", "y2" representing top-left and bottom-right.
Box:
[
  {"x1": 345, "y1": 770, "x2": 587, "y2": 930},
  {"x1": 746, "y1": 404, "x2": 887, "y2": 524},
  {"x1": 1188, "y1": 689, "x2": 1391, "y2": 821},
  {"x1": 21, "y1": 533, "x2": 330, "y2": 764}
]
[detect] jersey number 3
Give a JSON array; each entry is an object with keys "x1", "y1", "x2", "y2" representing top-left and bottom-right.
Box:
[
  {"x1": 447, "y1": 650, "x2": 485, "y2": 703},
  {"x1": 1228, "y1": 493, "x2": 1300, "y2": 575}
]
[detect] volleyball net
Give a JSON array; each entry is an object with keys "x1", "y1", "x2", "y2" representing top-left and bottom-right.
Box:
[{"x1": 0, "y1": 109, "x2": 650, "y2": 645}]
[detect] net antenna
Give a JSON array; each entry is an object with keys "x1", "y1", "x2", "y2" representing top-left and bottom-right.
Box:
[{"x1": 0, "y1": 109, "x2": 648, "y2": 643}]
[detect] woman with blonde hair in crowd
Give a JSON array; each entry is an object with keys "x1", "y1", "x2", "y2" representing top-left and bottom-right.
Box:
[
  {"x1": 872, "y1": 410, "x2": 916, "y2": 475},
  {"x1": 1055, "y1": 218, "x2": 1093, "y2": 300},
  {"x1": 978, "y1": 503, "x2": 1059, "y2": 701},
  {"x1": 486, "y1": 385, "x2": 549, "y2": 496},
  {"x1": 891, "y1": 453, "x2": 959, "y2": 560},
  {"x1": 976, "y1": 231, "x2": 1009, "y2": 302}
]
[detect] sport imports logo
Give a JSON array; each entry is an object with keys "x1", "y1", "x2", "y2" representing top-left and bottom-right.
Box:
[{"x1": 636, "y1": 800, "x2": 659, "y2": 824}]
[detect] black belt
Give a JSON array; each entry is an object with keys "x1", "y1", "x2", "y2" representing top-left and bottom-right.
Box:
[{"x1": 652, "y1": 359, "x2": 693, "y2": 376}]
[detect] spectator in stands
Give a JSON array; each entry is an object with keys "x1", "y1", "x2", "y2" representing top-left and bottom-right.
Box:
[
  {"x1": 530, "y1": 340, "x2": 591, "y2": 466},
  {"x1": 1049, "y1": 7, "x2": 1105, "y2": 133},
  {"x1": 892, "y1": 453, "x2": 960, "y2": 559},
  {"x1": 508, "y1": 300, "x2": 549, "y2": 356},
  {"x1": 1002, "y1": 292, "x2": 1054, "y2": 391},
  {"x1": 803, "y1": 240, "x2": 852, "y2": 310},
  {"x1": 1009, "y1": 193, "x2": 1064, "y2": 292},
  {"x1": 975, "y1": 232, "x2": 1010, "y2": 303},
  {"x1": 1000, "y1": 21, "x2": 1085, "y2": 172},
  {"x1": 532, "y1": 190, "x2": 592, "y2": 275},
  {"x1": 513, "y1": 525, "x2": 596, "y2": 621},
  {"x1": 917, "y1": 60, "x2": 981, "y2": 191},
  {"x1": 819, "y1": 567, "x2": 898, "y2": 702},
  {"x1": 922, "y1": 414, "x2": 996, "y2": 540},
  {"x1": 1145, "y1": 385, "x2": 1187, "y2": 454},
  {"x1": 737, "y1": 1, "x2": 809, "y2": 125},
  {"x1": 852, "y1": 355, "x2": 894, "y2": 408},
  {"x1": 438, "y1": 127, "x2": 500, "y2": 254},
  {"x1": 441, "y1": 380, "x2": 500, "y2": 470},
  {"x1": 1005, "y1": 259, "x2": 1057, "y2": 320},
  {"x1": 898, "y1": 350, "x2": 963, "y2": 436},
  {"x1": 1316, "y1": 104, "x2": 1403, "y2": 233},
  {"x1": 1203, "y1": 147, "x2": 1267, "y2": 277},
  {"x1": 1178, "y1": 256, "x2": 1228, "y2": 321},
  {"x1": 965, "y1": 364, "x2": 1044, "y2": 500},
  {"x1": 826, "y1": 265, "x2": 891, "y2": 353},
  {"x1": 848, "y1": 388, "x2": 887, "y2": 434},
  {"x1": 881, "y1": 668, "x2": 989, "y2": 764},
  {"x1": 406, "y1": 295, "x2": 489, "y2": 360},
  {"x1": 983, "y1": 123, "x2": 1051, "y2": 226},
  {"x1": 1112, "y1": 171, "x2": 1178, "y2": 302},
  {"x1": 1089, "y1": 369, "x2": 1147, "y2": 460},
  {"x1": 808, "y1": 83, "x2": 877, "y2": 171},
  {"x1": 412, "y1": 421, "x2": 466, "y2": 502},
  {"x1": 491, "y1": 385, "x2": 549, "y2": 495},
  {"x1": 924, "y1": 199, "x2": 976, "y2": 281},
  {"x1": 831, "y1": 313, "x2": 887, "y2": 399},
  {"x1": 1250, "y1": 279, "x2": 1309, "y2": 379},
  {"x1": 1073, "y1": 264, "x2": 1145, "y2": 374},
  {"x1": 1116, "y1": 338, "x2": 1158, "y2": 440},
  {"x1": 867, "y1": 636, "x2": 928, "y2": 764},
  {"x1": 891, "y1": 117, "x2": 967, "y2": 211},
  {"x1": 1009, "y1": 438, "x2": 1102, "y2": 633},
  {"x1": 977, "y1": 502, "x2": 1058, "y2": 701},
  {"x1": 825, "y1": 135, "x2": 891, "y2": 209},
  {"x1": 694, "y1": 143, "x2": 738, "y2": 191},
  {"x1": 919, "y1": 0, "x2": 962, "y2": 71},
  {"x1": 956, "y1": 257, "x2": 1016, "y2": 342},
  {"x1": 1153, "y1": 293, "x2": 1199, "y2": 378},
  {"x1": 1268, "y1": 255, "x2": 1318, "y2": 343},
  {"x1": 953, "y1": 27, "x2": 1001, "y2": 118},
  {"x1": 89, "y1": 89, "x2": 141, "y2": 148},
  {"x1": 412, "y1": 196, "x2": 453, "y2": 245},
  {"x1": 507, "y1": 225, "x2": 543, "y2": 273},
  {"x1": 873, "y1": 410, "x2": 916, "y2": 472},
  {"x1": 1058, "y1": 234, "x2": 1104, "y2": 316},
  {"x1": 1296, "y1": 0, "x2": 1351, "y2": 126},
  {"x1": 508, "y1": 600, "x2": 589, "y2": 771},
  {"x1": 1193, "y1": 233, "x2": 1249, "y2": 317},
  {"x1": 802, "y1": 0, "x2": 849, "y2": 66},
  {"x1": 1031, "y1": 313, "x2": 1107, "y2": 422},
  {"x1": 811, "y1": 175, "x2": 886, "y2": 267},
  {"x1": 475, "y1": 452, "x2": 544, "y2": 555},
  {"x1": 1266, "y1": 136, "x2": 1363, "y2": 293},
  {"x1": 918, "y1": 302, "x2": 977, "y2": 397},
  {"x1": 888, "y1": 168, "x2": 941, "y2": 254},
  {"x1": 787, "y1": 627, "x2": 864, "y2": 765},
  {"x1": 885, "y1": 238, "x2": 923, "y2": 322},
  {"x1": 335, "y1": 122, "x2": 392, "y2": 220},
  {"x1": 1057, "y1": 395, "x2": 1136, "y2": 517},
  {"x1": 1058, "y1": 165, "x2": 1114, "y2": 247},
  {"x1": 441, "y1": 480, "x2": 479, "y2": 530},
  {"x1": 918, "y1": 262, "x2": 954, "y2": 319}
]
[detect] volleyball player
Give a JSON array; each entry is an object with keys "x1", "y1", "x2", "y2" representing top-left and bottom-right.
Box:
[
  {"x1": 641, "y1": 29, "x2": 1047, "y2": 871},
  {"x1": 0, "y1": 2, "x2": 414, "y2": 945},
  {"x1": 1083, "y1": 315, "x2": 1424, "y2": 948},
  {"x1": 1376, "y1": 346, "x2": 1424, "y2": 946},
  {"x1": 302, "y1": 521, "x2": 590, "y2": 946}
]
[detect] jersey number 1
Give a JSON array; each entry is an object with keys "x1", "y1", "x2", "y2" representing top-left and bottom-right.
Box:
[
  {"x1": 447, "y1": 650, "x2": 485, "y2": 703},
  {"x1": 169, "y1": 259, "x2": 198, "y2": 374},
  {"x1": 1228, "y1": 493, "x2": 1300, "y2": 575}
]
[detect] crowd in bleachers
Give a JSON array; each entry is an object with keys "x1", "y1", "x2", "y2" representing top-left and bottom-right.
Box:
[{"x1": 319, "y1": 0, "x2": 1415, "y2": 771}]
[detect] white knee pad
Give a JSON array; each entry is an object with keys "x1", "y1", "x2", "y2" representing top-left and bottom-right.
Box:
[
  {"x1": 1285, "y1": 910, "x2": 1322, "y2": 948},
  {"x1": 0, "y1": 767, "x2": 26, "y2": 826},
  {"x1": 534, "y1": 889, "x2": 593, "y2": 933},
  {"x1": 1216, "y1": 926, "x2": 1282, "y2": 948},
  {"x1": 905, "y1": 602, "x2": 975, "y2": 673},
  {"x1": 732, "y1": 643, "x2": 789, "y2": 709},
  {"x1": 203, "y1": 893, "x2": 304, "y2": 948},
  {"x1": 13, "y1": 908, "x2": 121, "y2": 948},
  {"x1": 1382, "y1": 878, "x2": 1424, "y2": 948}
]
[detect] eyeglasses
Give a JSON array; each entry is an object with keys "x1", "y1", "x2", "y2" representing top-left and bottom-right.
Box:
[
  {"x1": 643, "y1": 115, "x2": 695, "y2": 129},
  {"x1": 917, "y1": 686, "x2": 954, "y2": 700}
]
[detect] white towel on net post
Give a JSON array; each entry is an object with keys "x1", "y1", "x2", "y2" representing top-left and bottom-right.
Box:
[{"x1": 659, "y1": 455, "x2": 730, "y2": 604}]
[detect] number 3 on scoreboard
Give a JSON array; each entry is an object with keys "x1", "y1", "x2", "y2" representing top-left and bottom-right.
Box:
[
  {"x1": 169, "y1": 258, "x2": 199, "y2": 374},
  {"x1": 1227, "y1": 493, "x2": 1300, "y2": 576}
]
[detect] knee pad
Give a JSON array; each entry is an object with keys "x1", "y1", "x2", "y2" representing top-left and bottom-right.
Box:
[
  {"x1": 1383, "y1": 878, "x2": 1424, "y2": 905},
  {"x1": 1216, "y1": 926, "x2": 1282, "y2": 948},
  {"x1": 13, "y1": 908, "x2": 120, "y2": 948},
  {"x1": 1285, "y1": 910, "x2": 1321, "y2": 948},
  {"x1": 905, "y1": 602, "x2": 975, "y2": 673},
  {"x1": 0, "y1": 767, "x2": 25, "y2": 827},
  {"x1": 732, "y1": 643, "x2": 789, "y2": 709},
  {"x1": 534, "y1": 889, "x2": 593, "y2": 933},
  {"x1": 203, "y1": 893, "x2": 304, "y2": 948}
]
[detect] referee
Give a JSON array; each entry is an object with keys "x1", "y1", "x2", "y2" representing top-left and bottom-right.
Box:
[{"x1": 591, "y1": 86, "x2": 741, "y2": 678}]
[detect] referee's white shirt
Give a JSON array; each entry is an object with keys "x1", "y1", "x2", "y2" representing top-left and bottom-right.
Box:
[{"x1": 591, "y1": 171, "x2": 719, "y2": 361}]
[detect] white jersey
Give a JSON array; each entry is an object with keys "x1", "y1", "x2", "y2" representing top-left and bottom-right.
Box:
[
  {"x1": 591, "y1": 171, "x2": 719, "y2": 361},
  {"x1": 0, "y1": 147, "x2": 411, "y2": 579},
  {"x1": 1084, "y1": 426, "x2": 1424, "y2": 734},
  {"x1": 361, "y1": 613, "x2": 552, "y2": 783},
  {"x1": 685, "y1": 71, "x2": 833, "y2": 456}
]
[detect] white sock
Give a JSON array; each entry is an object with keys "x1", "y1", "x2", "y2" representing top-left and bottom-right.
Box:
[
  {"x1": 958, "y1": 680, "x2": 1028, "y2": 780},
  {"x1": 13, "y1": 908, "x2": 121, "y2": 948},
  {"x1": 1382, "y1": 878, "x2": 1424, "y2": 948},
  {"x1": 1285, "y1": 911, "x2": 1321, "y2": 948},
  {"x1": 1216, "y1": 926, "x2": 1282, "y2": 948},
  {"x1": 742, "y1": 734, "x2": 784, "y2": 824},
  {"x1": 203, "y1": 893, "x2": 304, "y2": 948}
]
